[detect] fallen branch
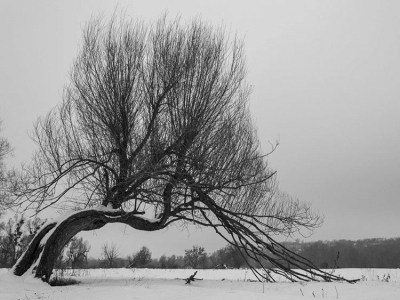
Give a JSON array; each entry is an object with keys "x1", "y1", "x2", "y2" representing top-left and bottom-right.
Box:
[{"x1": 184, "y1": 271, "x2": 203, "y2": 284}]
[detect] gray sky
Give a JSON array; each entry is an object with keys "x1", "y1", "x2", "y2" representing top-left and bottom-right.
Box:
[{"x1": 1, "y1": 0, "x2": 399, "y2": 259}]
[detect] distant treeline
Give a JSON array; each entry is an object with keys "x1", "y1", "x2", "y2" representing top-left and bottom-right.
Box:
[
  {"x1": 79, "y1": 238, "x2": 400, "y2": 270},
  {"x1": 283, "y1": 238, "x2": 400, "y2": 269},
  {"x1": 2, "y1": 215, "x2": 400, "y2": 269}
]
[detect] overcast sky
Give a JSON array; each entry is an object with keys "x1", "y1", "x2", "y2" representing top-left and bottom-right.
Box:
[{"x1": 1, "y1": 0, "x2": 399, "y2": 259}]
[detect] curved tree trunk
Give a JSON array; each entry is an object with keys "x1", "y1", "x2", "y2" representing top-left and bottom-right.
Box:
[
  {"x1": 11, "y1": 208, "x2": 164, "y2": 282},
  {"x1": 11, "y1": 207, "x2": 357, "y2": 284}
]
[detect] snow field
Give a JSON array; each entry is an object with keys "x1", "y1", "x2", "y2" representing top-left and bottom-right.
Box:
[{"x1": 1, "y1": 268, "x2": 400, "y2": 300}]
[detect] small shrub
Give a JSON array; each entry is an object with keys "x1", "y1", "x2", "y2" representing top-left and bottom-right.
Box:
[
  {"x1": 382, "y1": 273, "x2": 391, "y2": 282},
  {"x1": 49, "y1": 276, "x2": 81, "y2": 286},
  {"x1": 330, "y1": 252, "x2": 340, "y2": 275},
  {"x1": 361, "y1": 275, "x2": 367, "y2": 281}
]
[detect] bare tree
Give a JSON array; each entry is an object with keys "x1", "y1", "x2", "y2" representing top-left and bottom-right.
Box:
[
  {"x1": 65, "y1": 236, "x2": 91, "y2": 269},
  {"x1": 10, "y1": 14, "x2": 356, "y2": 283},
  {"x1": 0, "y1": 117, "x2": 12, "y2": 211},
  {"x1": 101, "y1": 242, "x2": 120, "y2": 268},
  {"x1": 0, "y1": 218, "x2": 20, "y2": 267},
  {"x1": 0, "y1": 119, "x2": 12, "y2": 167},
  {"x1": 184, "y1": 245, "x2": 207, "y2": 269},
  {"x1": 210, "y1": 244, "x2": 247, "y2": 269},
  {"x1": 0, "y1": 215, "x2": 44, "y2": 267},
  {"x1": 127, "y1": 246, "x2": 152, "y2": 268}
]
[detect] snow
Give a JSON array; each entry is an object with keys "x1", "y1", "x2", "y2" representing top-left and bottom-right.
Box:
[
  {"x1": 42, "y1": 206, "x2": 122, "y2": 225},
  {"x1": 1, "y1": 268, "x2": 399, "y2": 300}
]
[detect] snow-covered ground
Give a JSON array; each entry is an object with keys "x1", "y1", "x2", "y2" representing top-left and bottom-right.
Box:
[{"x1": 1, "y1": 268, "x2": 399, "y2": 300}]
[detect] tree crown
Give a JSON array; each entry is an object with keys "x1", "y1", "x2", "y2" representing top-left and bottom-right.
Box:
[{"x1": 10, "y1": 14, "x2": 335, "y2": 283}]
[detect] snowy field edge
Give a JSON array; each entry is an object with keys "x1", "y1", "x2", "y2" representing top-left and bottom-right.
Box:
[
  {"x1": 1, "y1": 267, "x2": 399, "y2": 281},
  {"x1": 1, "y1": 268, "x2": 400, "y2": 300}
]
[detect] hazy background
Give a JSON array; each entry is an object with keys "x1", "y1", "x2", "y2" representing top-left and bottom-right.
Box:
[{"x1": 1, "y1": 0, "x2": 399, "y2": 259}]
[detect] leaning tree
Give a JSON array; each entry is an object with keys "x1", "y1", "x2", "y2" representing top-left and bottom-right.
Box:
[{"x1": 10, "y1": 14, "x2": 355, "y2": 283}]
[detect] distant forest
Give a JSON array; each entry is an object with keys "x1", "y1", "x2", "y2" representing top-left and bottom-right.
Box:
[
  {"x1": 2, "y1": 215, "x2": 400, "y2": 269},
  {"x1": 76, "y1": 237, "x2": 400, "y2": 269},
  {"x1": 282, "y1": 238, "x2": 400, "y2": 269}
]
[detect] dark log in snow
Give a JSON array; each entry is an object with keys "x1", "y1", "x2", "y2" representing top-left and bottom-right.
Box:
[{"x1": 184, "y1": 271, "x2": 203, "y2": 284}]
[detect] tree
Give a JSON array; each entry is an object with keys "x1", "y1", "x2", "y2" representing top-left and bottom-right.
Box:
[
  {"x1": 65, "y1": 236, "x2": 91, "y2": 269},
  {"x1": 101, "y1": 242, "x2": 120, "y2": 268},
  {"x1": 184, "y1": 245, "x2": 207, "y2": 269},
  {"x1": 158, "y1": 254, "x2": 168, "y2": 269},
  {"x1": 127, "y1": 246, "x2": 152, "y2": 268},
  {"x1": 0, "y1": 117, "x2": 12, "y2": 212},
  {"x1": 0, "y1": 217, "x2": 21, "y2": 267},
  {"x1": 9, "y1": 13, "x2": 355, "y2": 283},
  {"x1": 160, "y1": 254, "x2": 184, "y2": 269},
  {"x1": 0, "y1": 215, "x2": 44, "y2": 267},
  {"x1": 210, "y1": 244, "x2": 247, "y2": 269}
]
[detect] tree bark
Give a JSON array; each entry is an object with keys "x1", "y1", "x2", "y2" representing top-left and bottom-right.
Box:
[{"x1": 11, "y1": 208, "x2": 164, "y2": 282}]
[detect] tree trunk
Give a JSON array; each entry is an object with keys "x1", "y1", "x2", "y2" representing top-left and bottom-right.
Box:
[{"x1": 11, "y1": 208, "x2": 164, "y2": 282}]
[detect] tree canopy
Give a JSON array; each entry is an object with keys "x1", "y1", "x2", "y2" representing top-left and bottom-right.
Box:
[{"x1": 10, "y1": 14, "x2": 355, "y2": 283}]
